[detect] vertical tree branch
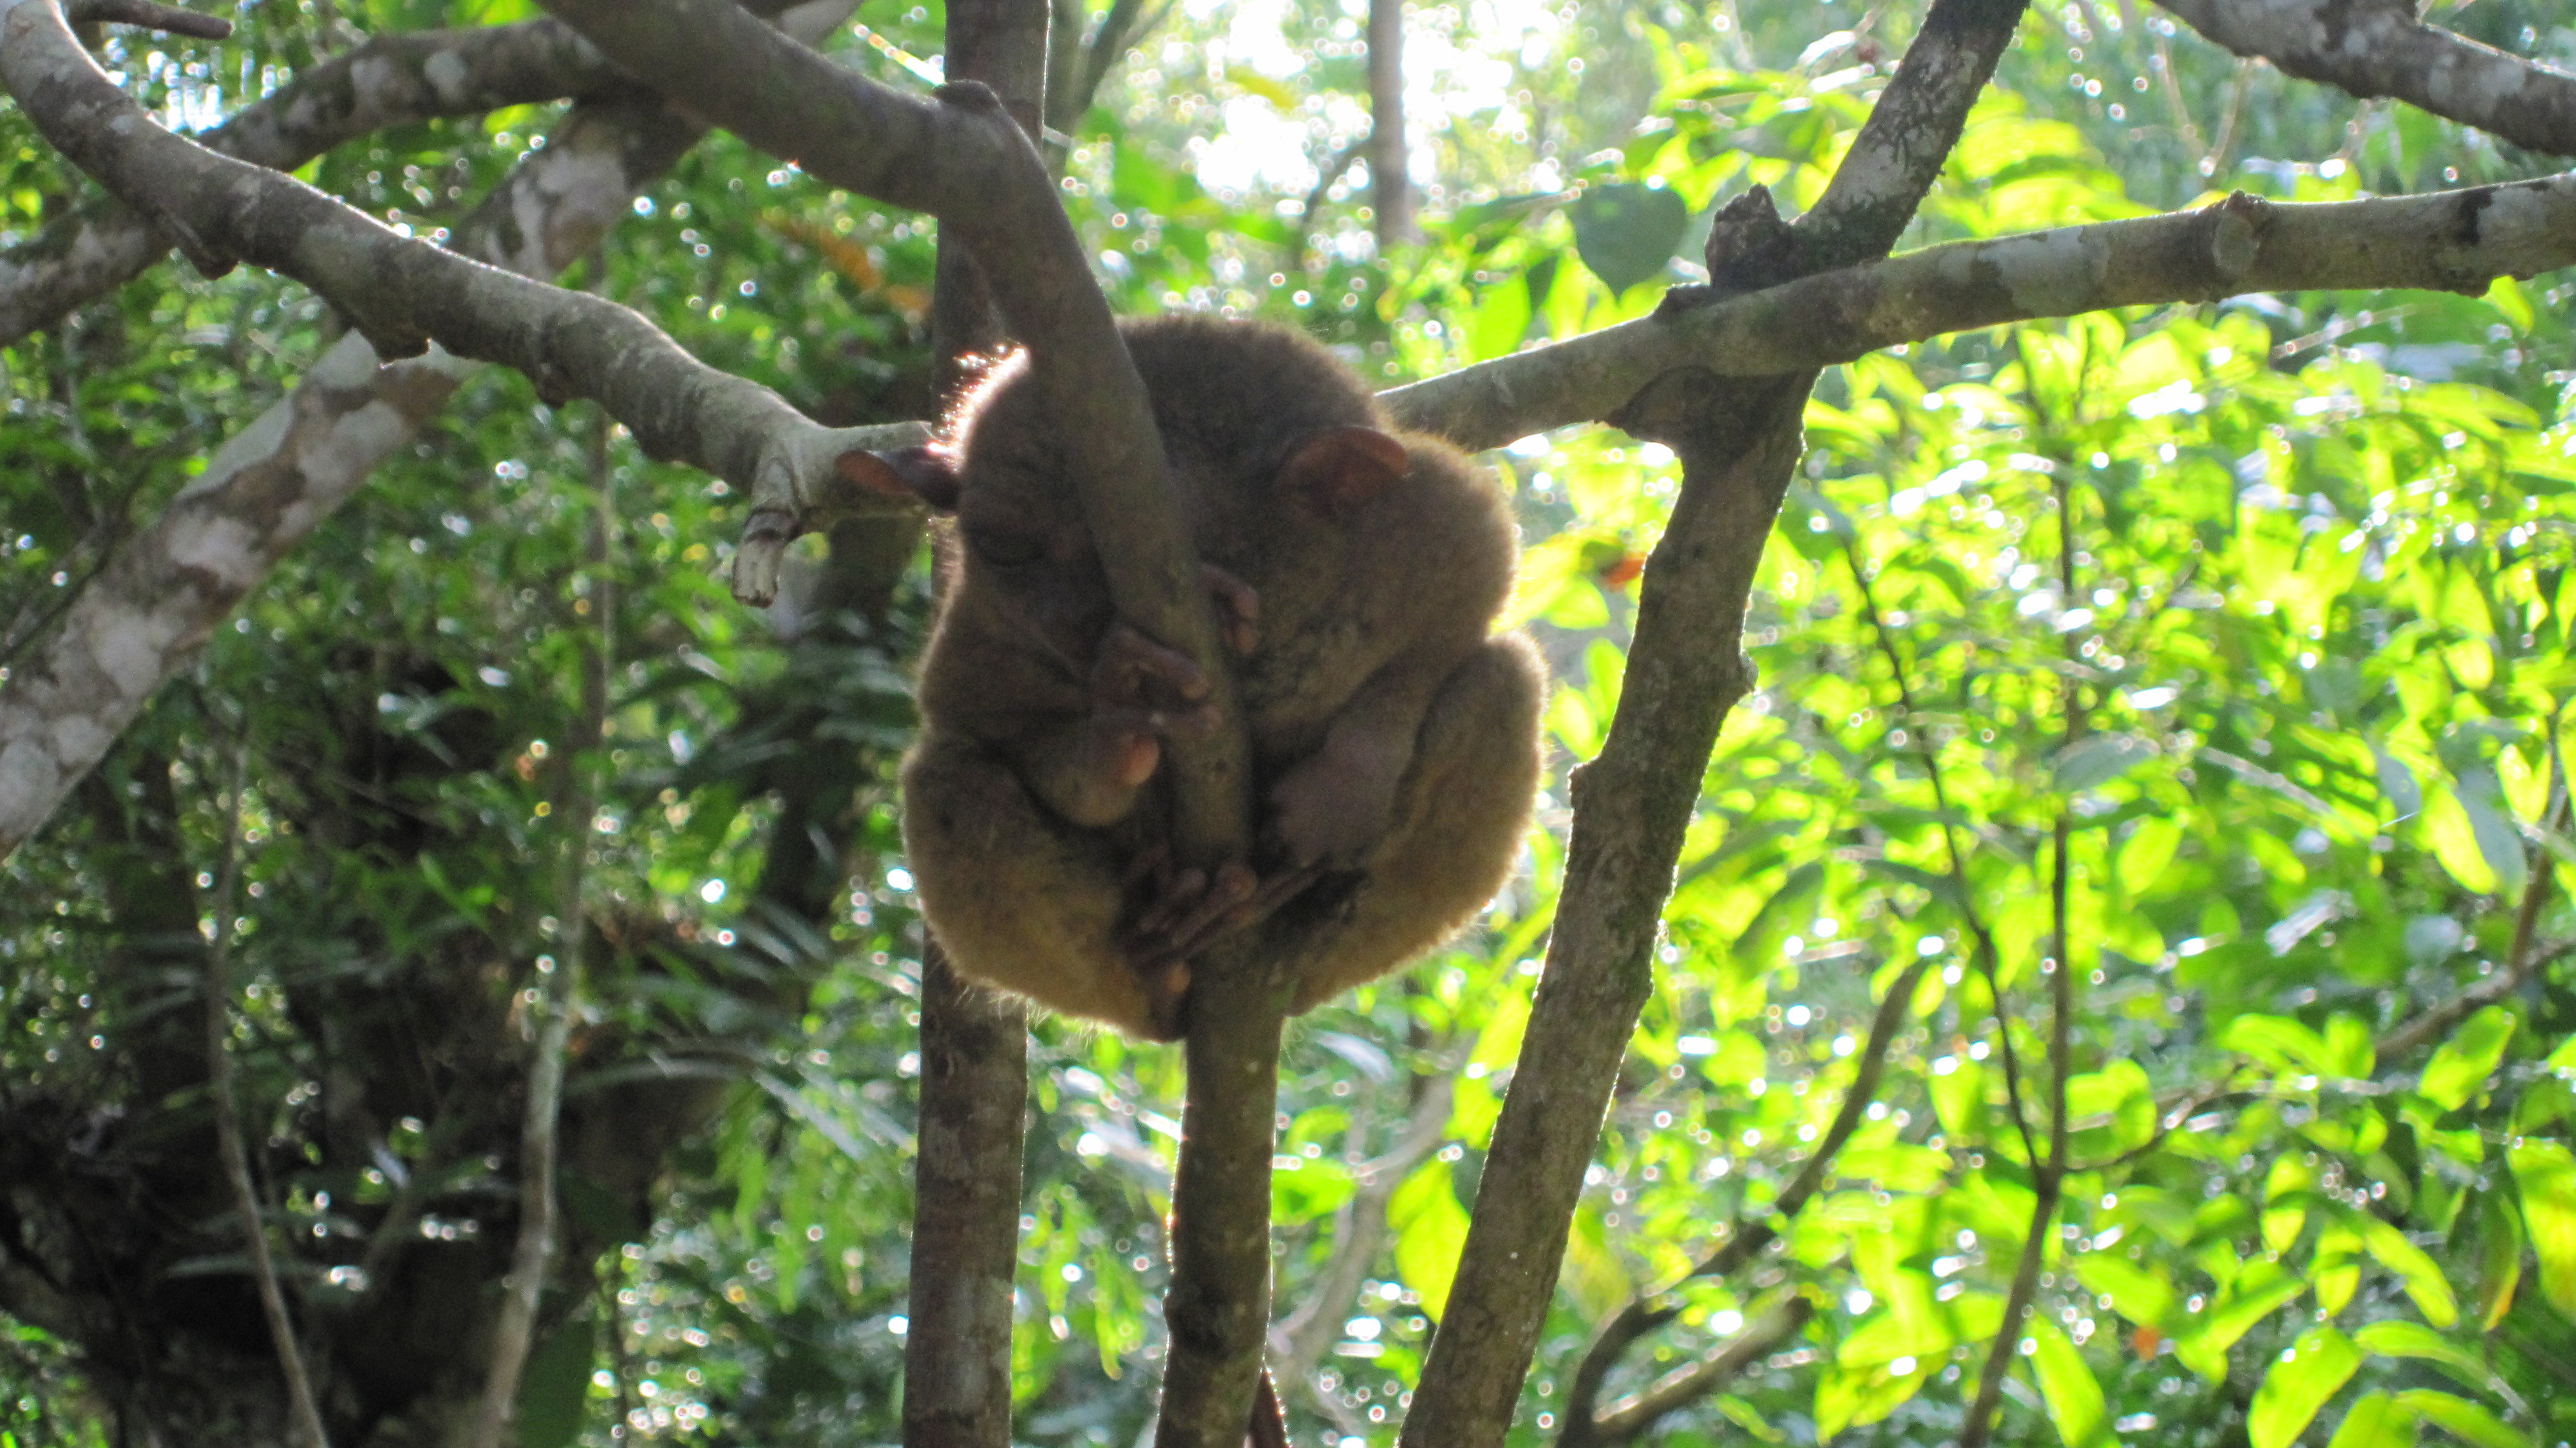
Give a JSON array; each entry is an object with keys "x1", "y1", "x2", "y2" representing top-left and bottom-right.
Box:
[
  {"x1": 1367, "y1": 0, "x2": 1414, "y2": 248},
  {"x1": 904, "y1": 949, "x2": 1032, "y2": 1448},
  {"x1": 901, "y1": 10, "x2": 1045, "y2": 1446},
  {"x1": 202, "y1": 733, "x2": 331, "y2": 1448}
]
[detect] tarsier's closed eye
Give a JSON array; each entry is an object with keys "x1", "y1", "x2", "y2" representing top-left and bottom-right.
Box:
[{"x1": 967, "y1": 526, "x2": 1046, "y2": 568}]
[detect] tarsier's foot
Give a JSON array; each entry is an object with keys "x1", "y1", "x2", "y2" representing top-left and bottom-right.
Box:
[
  {"x1": 1202, "y1": 563, "x2": 1261, "y2": 655},
  {"x1": 1129, "y1": 860, "x2": 1260, "y2": 966},
  {"x1": 1126, "y1": 859, "x2": 1328, "y2": 973},
  {"x1": 1267, "y1": 734, "x2": 1406, "y2": 866}
]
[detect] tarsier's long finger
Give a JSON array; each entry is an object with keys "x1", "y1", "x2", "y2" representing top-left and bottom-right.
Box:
[
  {"x1": 1201, "y1": 562, "x2": 1261, "y2": 655},
  {"x1": 1133, "y1": 866, "x2": 1209, "y2": 939},
  {"x1": 1094, "y1": 622, "x2": 1209, "y2": 707},
  {"x1": 1151, "y1": 861, "x2": 1260, "y2": 957}
]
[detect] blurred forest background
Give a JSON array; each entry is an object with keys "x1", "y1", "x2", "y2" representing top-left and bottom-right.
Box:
[{"x1": 5, "y1": 1, "x2": 2576, "y2": 1446}]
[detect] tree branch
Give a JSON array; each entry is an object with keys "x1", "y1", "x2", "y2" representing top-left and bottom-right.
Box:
[
  {"x1": 1385, "y1": 177, "x2": 2576, "y2": 451},
  {"x1": 1399, "y1": 6, "x2": 2031, "y2": 1445},
  {"x1": 0, "y1": 17, "x2": 633, "y2": 348},
  {"x1": 1567, "y1": 1297, "x2": 1813, "y2": 1448},
  {"x1": 64, "y1": 0, "x2": 227, "y2": 37},
  {"x1": 900, "y1": 8, "x2": 1041, "y2": 1448},
  {"x1": 2159, "y1": 0, "x2": 2576, "y2": 157},
  {"x1": 1555, "y1": 953, "x2": 1932, "y2": 1447},
  {"x1": 1274, "y1": 1073, "x2": 1456, "y2": 1393}
]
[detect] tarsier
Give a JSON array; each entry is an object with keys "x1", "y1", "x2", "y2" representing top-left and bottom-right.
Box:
[{"x1": 855, "y1": 316, "x2": 1544, "y2": 1039}]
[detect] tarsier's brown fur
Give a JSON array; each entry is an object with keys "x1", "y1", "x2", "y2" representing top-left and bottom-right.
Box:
[{"x1": 883, "y1": 316, "x2": 1544, "y2": 1038}]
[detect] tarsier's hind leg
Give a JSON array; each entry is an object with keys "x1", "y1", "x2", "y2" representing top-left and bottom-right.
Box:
[
  {"x1": 900, "y1": 731, "x2": 1177, "y2": 1036},
  {"x1": 1287, "y1": 634, "x2": 1547, "y2": 1009}
]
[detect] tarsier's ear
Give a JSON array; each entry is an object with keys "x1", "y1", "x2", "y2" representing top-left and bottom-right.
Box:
[
  {"x1": 838, "y1": 445, "x2": 961, "y2": 511},
  {"x1": 1280, "y1": 426, "x2": 1410, "y2": 519}
]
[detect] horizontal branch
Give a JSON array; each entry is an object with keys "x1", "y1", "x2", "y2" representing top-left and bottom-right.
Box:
[
  {"x1": 66, "y1": 0, "x2": 228, "y2": 37},
  {"x1": 0, "y1": 1, "x2": 888, "y2": 516},
  {"x1": 0, "y1": 2, "x2": 884, "y2": 860},
  {"x1": 1385, "y1": 178, "x2": 2576, "y2": 451},
  {"x1": 2159, "y1": 0, "x2": 2576, "y2": 158},
  {"x1": 0, "y1": 17, "x2": 628, "y2": 347}
]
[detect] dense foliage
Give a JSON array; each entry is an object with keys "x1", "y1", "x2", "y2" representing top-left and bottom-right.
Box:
[{"x1": 5, "y1": 1, "x2": 2576, "y2": 1446}]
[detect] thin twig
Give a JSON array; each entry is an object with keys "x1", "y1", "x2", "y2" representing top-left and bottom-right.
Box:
[
  {"x1": 202, "y1": 725, "x2": 331, "y2": 1448},
  {"x1": 1576, "y1": 1297, "x2": 1814, "y2": 1447},
  {"x1": 1281, "y1": 135, "x2": 1368, "y2": 274},
  {"x1": 1840, "y1": 533, "x2": 2036, "y2": 1165},
  {"x1": 1959, "y1": 410, "x2": 2092, "y2": 1448},
  {"x1": 66, "y1": 0, "x2": 231, "y2": 37},
  {"x1": 469, "y1": 401, "x2": 614, "y2": 1448},
  {"x1": 1274, "y1": 1071, "x2": 1455, "y2": 1392},
  {"x1": 1556, "y1": 951, "x2": 1933, "y2": 1446},
  {"x1": 2202, "y1": 57, "x2": 2255, "y2": 177}
]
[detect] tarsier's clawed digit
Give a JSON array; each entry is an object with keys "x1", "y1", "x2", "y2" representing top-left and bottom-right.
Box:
[
  {"x1": 898, "y1": 315, "x2": 1545, "y2": 1039},
  {"x1": 1203, "y1": 563, "x2": 1261, "y2": 656}
]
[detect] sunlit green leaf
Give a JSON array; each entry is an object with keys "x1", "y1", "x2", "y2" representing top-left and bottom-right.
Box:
[
  {"x1": 2508, "y1": 1139, "x2": 2576, "y2": 1315},
  {"x1": 2391, "y1": 1390, "x2": 2534, "y2": 1448},
  {"x1": 2249, "y1": 1326, "x2": 2361, "y2": 1448},
  {"x1": 2419, "y1": 1007, "x2": 2515, "y2": 1111},
  {"x1": 2327, "y1": 1392, "x2": 2419, "y2": 1448}
]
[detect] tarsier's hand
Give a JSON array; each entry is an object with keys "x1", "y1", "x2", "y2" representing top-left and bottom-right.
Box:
[{"x1": 1081, "y1": 623, "x2": 1222, "y2": 786}]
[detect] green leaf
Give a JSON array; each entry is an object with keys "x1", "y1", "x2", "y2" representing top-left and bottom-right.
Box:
[
  {"x1": 2052, "y1": 732, "x2": 2159, "y2": 792},
  {"x1": 2222, "y1": 1014, "x2": 2333, "y2": 1076},
  {"x1": 2508, "y1": 1139, "x2": 2576, "y2": 1314},
  {"x1": 2391, "y1": 1390, "x2": 2534, "y2": 1448},
  {"x1": 2356, "y1": 1212, "x2": 2459, "y2": 1327},
  {"x1": 2177, "y1": 1272, "x2": 2309, "y2": 1381},
  {"x1": 2460, "y1": 793, "x2": 2530, "y2": 899},
  {"x1": 1388, "y1": 1157, "x2": 1472, "y2": 1321},
  {"x1": 516, "y1": 1317, "x2": 596, "y2": 1448},
  {"x1": 2423, "y1": 790, "x2": 2501, "y2": 894},
  {"x1": 1465, "y1": 276, "x2": 1534, "y2": 363},
  {"x1": 1567, "y1": 182, "x2": 1690, "y2": 295},
  {"x1": 2073, "y1": 1254, "x2": 2180, "y2": 1331},
  {"x1": 2419, "y1": 1006, "x2": 2515, "y2": 1110},
  {"x1": 2027, "y1": 1319, "x2": 2111, "y2": 1448},
  {"x1": 2476, "y1": 1188, "x2": 2523, "y2": 1330},
  {"x1": 2354, "y1": 1320, "x2": 2494, "y2": 1395},
  {"x1": 2486, "y1": 275, "x2": 2535, "y2": 332},
  {"x1": 2328, "y1": 1393, "x2": 2419, "y2": 1448},
  {"x1": 2250, "y1": 1326, "x2": 2361, "y2": 1448}
]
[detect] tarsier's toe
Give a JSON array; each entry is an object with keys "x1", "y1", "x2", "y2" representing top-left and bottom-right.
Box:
[{"x1": 1139, "y1": 959, "x2": 1192, "y2": 1041}]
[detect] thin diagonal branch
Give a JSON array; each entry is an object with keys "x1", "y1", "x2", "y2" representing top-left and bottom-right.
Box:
[
  {"x1": 1400, "y1": 8, "x2": 2032, "y2": 1445},
  {"x1": 1555, "y1": 953, "x2": 1930, "y2": 1448},
  {"x1": 202, "y1": 731, "x2": 330, "y2": 1448}
]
